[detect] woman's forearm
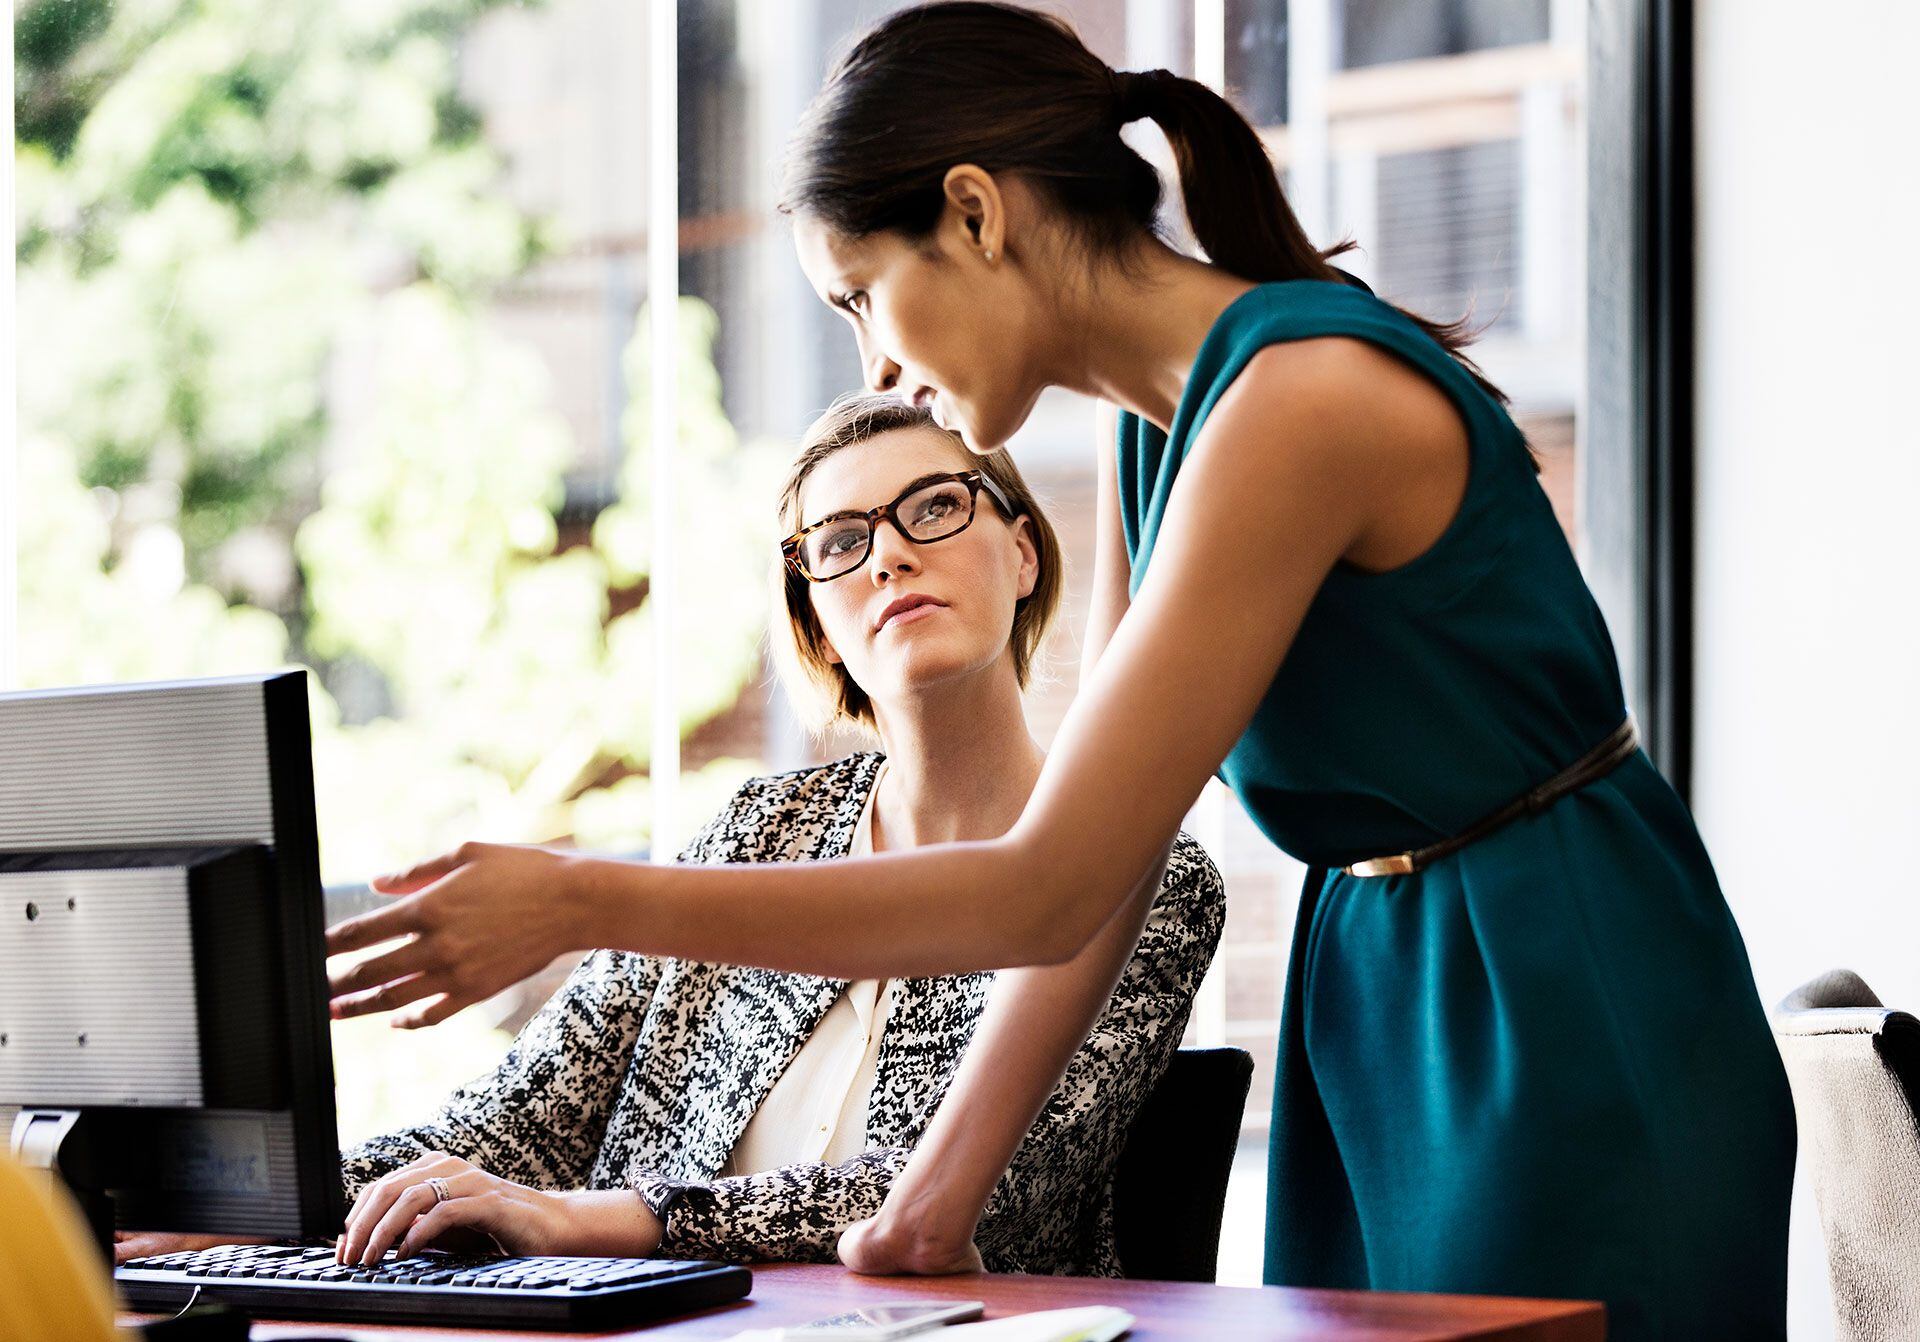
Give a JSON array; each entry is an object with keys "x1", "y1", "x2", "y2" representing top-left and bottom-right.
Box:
[
  {"x1": 556, "y1": 1190, "x2": 664, "y2": 1258},
  {"x1": 861, "y1": 851, "x2": 1168, "y2": 1253},
  {"x1": 631, "y1": 1150, "x2": 908, "y2": 1264},
  {"x1": 571, "y1": 831, "x2": 1112, "y2": 980}
]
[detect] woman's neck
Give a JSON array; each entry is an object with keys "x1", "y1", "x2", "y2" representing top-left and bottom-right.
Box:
[
  {"x1": 867, "y1": 664, "x2": 1045, "y2": 851},
  {"x1": 1048, "y1": 241, "x2": 1256, "y2": 432}
]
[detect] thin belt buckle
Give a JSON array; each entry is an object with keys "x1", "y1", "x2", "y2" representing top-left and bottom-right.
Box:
[
  {"x1": 1346, "y1": 852, "x2": 1417, "y2": 878},
  {"x1": 1340, "y1": 718, "x2": 1639, "y2": 880}
]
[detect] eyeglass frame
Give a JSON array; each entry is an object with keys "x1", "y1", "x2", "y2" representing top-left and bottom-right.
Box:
[{"x1": 781, "y1": 469, "x2": 1018, "y2": 583}]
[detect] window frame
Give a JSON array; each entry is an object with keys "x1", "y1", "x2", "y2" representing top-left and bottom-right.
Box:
[
  {"x1": 1, "y1": 0, "x2": 1699, "y2": 791},
  {"x1": 1583, "y1": 0, "x2": 1695, "y2": 798}
]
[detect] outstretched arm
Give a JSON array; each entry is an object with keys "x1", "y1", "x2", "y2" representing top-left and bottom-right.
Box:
[{"x1": 328, "y1": 338, "x2": 1462, "y2": 1007}]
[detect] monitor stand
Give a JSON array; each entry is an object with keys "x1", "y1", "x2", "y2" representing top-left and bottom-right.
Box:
[{"x1": 12, "y1": 1108, "x2": 114, "y2": 1262}]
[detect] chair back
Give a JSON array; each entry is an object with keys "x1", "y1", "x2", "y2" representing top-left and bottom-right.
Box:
[
  {"x1": 1773, "y1": 969, "x2": 1920, "y2": 1342},
  {"x1": 1110, "y1": 1046, "x2": 1254, "y2": 1282}
]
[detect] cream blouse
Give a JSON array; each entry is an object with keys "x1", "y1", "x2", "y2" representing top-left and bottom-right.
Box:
[{"x1": 721, "y1": 765, "x2": 895, "y2": 1176}]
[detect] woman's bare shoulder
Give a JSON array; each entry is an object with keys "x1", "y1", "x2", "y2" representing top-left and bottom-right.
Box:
[
  {"x1": 1197, "y1": 337, "x2": 1471, "y2": 572},
  {"x1": 1223, "y1": 336, "x2": 1466, "y2": 453}
]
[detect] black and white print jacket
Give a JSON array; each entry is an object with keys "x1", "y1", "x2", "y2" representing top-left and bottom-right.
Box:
[{"x1": 342, "y1": 752, "x2": 1225, "y2": 1277}]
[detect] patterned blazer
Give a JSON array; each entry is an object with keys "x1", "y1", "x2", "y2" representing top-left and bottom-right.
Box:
[{"x1": 342, "y1": 752, "x2": 1225, "y2": 1277}]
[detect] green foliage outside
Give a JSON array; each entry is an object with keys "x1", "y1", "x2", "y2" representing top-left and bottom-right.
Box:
[{"x1": 15, "y1": 0, "x2": 778, "y2": 1130}]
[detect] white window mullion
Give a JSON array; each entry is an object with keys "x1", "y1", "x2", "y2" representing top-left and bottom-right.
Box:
[
  {"x1": 1192, "y1": 0, "x2": 1226, "y2": 91},
  {"x1": 1287, "y1": 0, "x2": 1336, "y2": 247},
  {"x1": 647, "y1": 0, "x2": 681, "y2": 859},
  {"x1": 3, "y1": 13, "x2": 18, "y2": 692},
  {"x1": 1125, "y1": 0, "x2": 1177, "y2": 71}
]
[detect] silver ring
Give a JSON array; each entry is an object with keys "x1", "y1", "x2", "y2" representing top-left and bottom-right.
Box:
[{"x1": 426, "y1": 1176, "x2": 452, "y2": 1204}]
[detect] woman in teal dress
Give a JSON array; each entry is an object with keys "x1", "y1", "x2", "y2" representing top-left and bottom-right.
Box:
[
  {"x1": 325, "y1": 4, "x2": 1794, "y2": 1335},
  {"x1": 1122, "y1": 282, "x2": 1794, "y2": 1334}
]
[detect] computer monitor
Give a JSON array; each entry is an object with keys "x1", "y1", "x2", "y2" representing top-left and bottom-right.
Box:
[{"x1": 0, "y1": 671, "x2": 345, "y2": 1252}]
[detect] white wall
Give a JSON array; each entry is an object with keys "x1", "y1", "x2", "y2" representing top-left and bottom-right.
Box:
[{"x1": 1693, "y1": 3, "x2": 1920, "y2": 1336}]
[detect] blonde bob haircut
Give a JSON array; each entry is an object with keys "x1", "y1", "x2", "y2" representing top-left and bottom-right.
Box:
[{"x1": 771, "y1": 393, "x2": 1064, "y2": 735}]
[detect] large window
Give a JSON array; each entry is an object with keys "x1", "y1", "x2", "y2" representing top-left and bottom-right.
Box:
[{"x1": 8, "y1": 0, "x2": 1589, "y2": 1284}]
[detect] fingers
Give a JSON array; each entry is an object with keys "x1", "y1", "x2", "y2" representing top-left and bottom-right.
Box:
[
  {"x1": 370, "y1": 847, "x2": 476, "y2": 896},
  {"x1": 342, "y1": 1165, "x2": 403, "y2": 1262},
  {"x1": 326, "y1": 895, "x2": 425, "y2": 957},
  {"x1": 339, "y1": 1174, "x2": 395, "y2": 1265},
  {"x1": 341, "y1": 1189, "x2": 374, "y2": 1260},
  {"x1": 338, "y1": 1160, "x2": 517, "y2": 1267},
  {"x1": 328, "y1": 842, "x2": 558, "y2": 1027},
  {"x1": 328, "y1": 909, "x2": 443, "y2": 1021},
  {"x1": 329, "y1": 937, "x2": 437, "y2": 998},
  {"x1": 116, "y1": 1232, "x2": 265, "y2": 1265},
  {"x1": 359, "y1": 1180, "x2": 451, "y2": 1265},
  {"x1": 115, "y1": 1232, "x2": 170, "y2": 1265},
  {"x1": 331, "y1": 973, "x2": 435, "y2": 1022},
  {"x1": 393, "y1": 993, "x2": 466, "y2": 1030},
  {"x1": 397, "y1": 1197, "x2": 501, "y2": 1260},
  {"x1": 339, "y1": 1154, "x2": 463, "y2": 1265}
]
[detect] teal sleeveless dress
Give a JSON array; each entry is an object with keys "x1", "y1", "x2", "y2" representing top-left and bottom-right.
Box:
[{"x1": 1116, "y1": 282, "x2": 1793, "y2": 1340}]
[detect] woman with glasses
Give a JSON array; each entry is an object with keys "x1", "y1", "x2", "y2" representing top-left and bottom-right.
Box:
[
  {"x1": 123, "y1": 395, "x2": 1223, "y2": 1273},
  {"x1": 328, "y1": 4, "x2": 1792, "y2": 1335}
]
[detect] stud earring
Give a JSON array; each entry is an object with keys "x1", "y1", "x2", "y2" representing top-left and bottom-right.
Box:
[{"x1": 984, "y1": 249, "x2": 996, "y2": 263}]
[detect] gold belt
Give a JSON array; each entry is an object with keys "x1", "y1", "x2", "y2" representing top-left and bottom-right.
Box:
[{"x1": 1343, "y1": 718, "x2": 1641, "y2": 878}]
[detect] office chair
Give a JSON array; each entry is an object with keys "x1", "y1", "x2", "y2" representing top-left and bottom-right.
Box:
[
  {"x1": 1773, "y1": 970, "x2": 1920, "y2": 1342},
  {"x1": 1111, "y1": 1046, "x2": 1255, "y2": 1282}
]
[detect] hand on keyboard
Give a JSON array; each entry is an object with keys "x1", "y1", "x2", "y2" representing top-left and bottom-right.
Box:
[{"x1": 339, "y1": 1152, "x2": 666, "y2": 1266}]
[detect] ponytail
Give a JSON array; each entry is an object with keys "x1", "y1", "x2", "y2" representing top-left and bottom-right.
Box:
[
  {"x1": 786, "y1": 2, "x2": 1508, "y2": 406},
  {"x1": 1115, "y1": 66, "x2": 1509, "y2": 406},
  {"x1": 1113, "y1": 68, "x2": 1344, "y2": 286}
]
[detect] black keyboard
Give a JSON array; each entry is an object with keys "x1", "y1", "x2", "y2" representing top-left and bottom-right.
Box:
[{"x1": 116, "y1": 1241, "x2": 753, "y2": 1330}]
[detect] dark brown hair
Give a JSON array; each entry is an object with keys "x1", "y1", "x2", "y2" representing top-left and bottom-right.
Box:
[
  {"x1": 782, "y1": 0, "x2": 1507, "y2": 405},
  {"x1": 771, "y1": 393, "x2": 1064, "y2": 735}
]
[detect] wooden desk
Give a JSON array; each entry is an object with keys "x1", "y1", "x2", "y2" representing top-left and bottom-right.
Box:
[{"x1": 144, "y1": 1263, "x2": 1604, "y2": 1341}]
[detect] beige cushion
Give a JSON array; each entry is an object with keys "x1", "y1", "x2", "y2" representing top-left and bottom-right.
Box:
[{"x1": 1774, "y1": 970, "x2": 1920, "y2": 1342}]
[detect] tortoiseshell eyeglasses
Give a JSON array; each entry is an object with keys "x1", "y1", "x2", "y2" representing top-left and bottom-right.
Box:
[{"x1": 781, "y1": 470, "x2": 1016, "y2": 583}]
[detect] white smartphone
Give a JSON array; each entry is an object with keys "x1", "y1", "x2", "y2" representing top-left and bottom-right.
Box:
[{"x1": 779, "y1": 1300, "x2": 986, "y2": 1340}]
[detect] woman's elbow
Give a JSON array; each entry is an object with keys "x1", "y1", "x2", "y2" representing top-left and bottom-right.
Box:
[
  {"x1": 986, "y1": 836, "x2": 1114, "y2": 966},
  {"x1": 975, "y1": 893, "x2": 1084, "y2": 968},
  {"x1": 1011, "y1": 916, "x2": 1091, "y2": 968}
]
